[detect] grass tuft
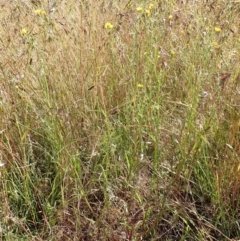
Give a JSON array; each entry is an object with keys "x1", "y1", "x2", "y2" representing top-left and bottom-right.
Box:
[{"x1": 0, "y1": 0, "x2": 239, "y2": 240}]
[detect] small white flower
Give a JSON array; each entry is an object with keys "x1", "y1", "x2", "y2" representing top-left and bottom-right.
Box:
[{"x1": 0, "y1": 162, "x2": 5, "y2": 167}]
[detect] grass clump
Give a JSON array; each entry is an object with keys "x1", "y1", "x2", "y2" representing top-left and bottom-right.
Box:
[{"x1": 0, "y1": 0, "x2": 239, "y2": 240}]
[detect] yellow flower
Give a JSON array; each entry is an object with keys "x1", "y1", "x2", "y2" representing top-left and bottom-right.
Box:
[
  {"x1": 212, "y1": 41, "x2": 219, "y2": 47},
  {"x1": 136, "y1": 7, "x2": 143, "y2": 12},
  {"x1": 35, "y1": 9, "x2": 47, "y2": 16},
  {"x1": 104, "y1": 22, "x2": 114, "y2": 29},
  {"x1": 214, "y1": 27, "x2": 221, "y2": 32},
  {"x1": 137, "y1": 84, "x2": 144, "y2": 88},
  {"x1": 145, "y1": 9, "x2": 151, "y2": 16},
  {"x1": 34, "y1": 9, "x2": 41, "y2": 15},
  {"x1": 148, "y1": 3, "x2": 154, "y2": 10},
  {"x1": 170, "y1": 50, "x2": 175, "y2": 56},
  {"x1": 20, "y1": 28, "x2": 27, "y2": 35},
  {"x1": 168, "y1": 15, "x2": 173, "y2": 20}
]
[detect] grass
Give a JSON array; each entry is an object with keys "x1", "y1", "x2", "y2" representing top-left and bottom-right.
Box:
[{"x1": 0, "y1": 0, "x2": 239, "y2": 240}]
